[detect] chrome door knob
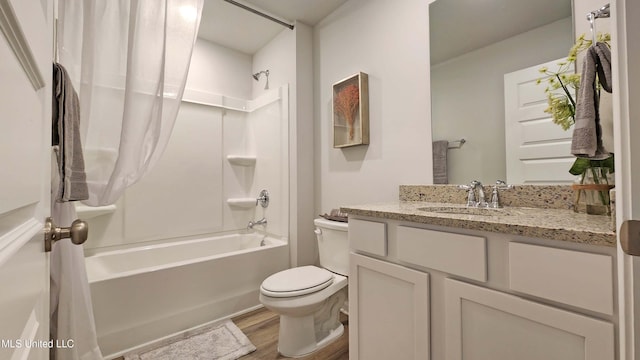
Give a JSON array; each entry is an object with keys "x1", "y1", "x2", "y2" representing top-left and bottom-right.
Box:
[{"x1": 44, "y1": 217, "x2": 88, "y2": 252}]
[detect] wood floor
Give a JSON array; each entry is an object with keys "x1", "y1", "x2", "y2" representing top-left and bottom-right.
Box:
[{"x1": 233, "y1": 307, "x2": 349, "y2": 360}]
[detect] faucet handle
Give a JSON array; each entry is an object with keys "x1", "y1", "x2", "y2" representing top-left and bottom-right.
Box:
[
  {"x1": 458, "y1": 184, "x2": 477, "y2": 206},
  {"x1": 489, "y1": 180, "x2": 513, "y2": 208},
  {"x1": 494, "y1": 180, "x2": 513, "y2": 189}
]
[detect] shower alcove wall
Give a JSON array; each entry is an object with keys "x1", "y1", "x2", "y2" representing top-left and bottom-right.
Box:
[{"x1": 82, "y1": 85, "x2": 290, "y2": 251}]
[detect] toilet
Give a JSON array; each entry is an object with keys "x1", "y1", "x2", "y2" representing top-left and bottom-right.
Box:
[{"x1": 259, "y1": 218, "x2": 349, "y2": 358}]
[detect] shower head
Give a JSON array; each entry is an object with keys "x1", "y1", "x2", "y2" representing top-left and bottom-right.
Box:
[
  {"x1": 252, "y1": 70, "x2": 270, "y2": 89},
  {"x1": 252, "y1": 70, "x2": 269, "y2": 80}
]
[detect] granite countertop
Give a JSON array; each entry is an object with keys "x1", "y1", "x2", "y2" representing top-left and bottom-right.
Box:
[{"x1": 341, "y1": 201, "x2": 616, "y2": 247}]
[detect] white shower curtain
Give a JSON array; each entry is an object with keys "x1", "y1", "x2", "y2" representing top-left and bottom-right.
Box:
[
  {"x1": 52, "y1": 1, "x2": 202, "y2": 359},
  {"x1": 58, "y1": 0, "x2": 203, "y2": 205}
]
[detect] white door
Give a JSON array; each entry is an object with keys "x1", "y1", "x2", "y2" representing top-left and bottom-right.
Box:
[
  {"x1": 504, "y1": 59, "x2": 576, "y2": 184},
  {"x1": 613, "y1": 1, "x2": 640, "y2": 359},
  {"x1": 0, "y1": 1, "x2": 53, "y2": 359}
]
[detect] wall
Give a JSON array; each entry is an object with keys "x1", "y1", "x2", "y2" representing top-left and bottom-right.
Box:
[
  {"x1": 431, "y1": 18, "x2": 573, "y2": 184},
  {"x1": 187, "y1": 40, "x2": 252, "y2": 99},
  {"x1": 252, "y1": 23, "x2": 316, "y2": 267},
  {"x1": 314, "y1": 0, "x2": 432, "y2": 213}
]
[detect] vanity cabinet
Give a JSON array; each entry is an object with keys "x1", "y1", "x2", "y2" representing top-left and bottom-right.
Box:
[
  {"x1": 445, "y1": 278, "x2": 614, "y2": 360},
  {"x1": 348, "y1": 217, "x2": 616, "y2": 360},
  {"x1": 349, "y1": 253, "x2": 430, "y2": 360}
]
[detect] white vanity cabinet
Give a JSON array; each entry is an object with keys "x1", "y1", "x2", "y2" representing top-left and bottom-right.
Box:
[
  {"x1": 349, "y1": 253, "x2": 430, "y2": 360},
  {"x1": 348, "y1": 217, "x2": 616, "y2": 360},
  {"x1": 445, "y1": 278, "x2": 614, "y2": 360}
]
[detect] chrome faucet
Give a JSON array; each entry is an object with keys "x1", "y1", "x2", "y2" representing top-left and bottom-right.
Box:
[
  {"x1": 458, "y1": 180, "x2": 488, "y2": 207},
  {"x1": 247, "y1": 217, "x2": 267, "y2": 229}
]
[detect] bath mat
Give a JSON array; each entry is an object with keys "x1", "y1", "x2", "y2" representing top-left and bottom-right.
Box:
[{"x1": 123, "y1": 321, "x2": 256, "y2": 360}]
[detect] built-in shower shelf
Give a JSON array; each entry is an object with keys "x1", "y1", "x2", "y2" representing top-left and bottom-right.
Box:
[
  {"x1": 227, "y1": 198, "x2": 257, "y2": 208},
  {"x1": 75, "y1": 204, "x2": 117, "y2": 219},
  {"x1": 227, "y1": 155, "x2": 256, "y2": 166}
]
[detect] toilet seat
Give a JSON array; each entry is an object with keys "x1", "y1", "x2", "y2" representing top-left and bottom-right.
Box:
[{"x1": 261, "y1": 266, "x2": 334, "y2": 298}]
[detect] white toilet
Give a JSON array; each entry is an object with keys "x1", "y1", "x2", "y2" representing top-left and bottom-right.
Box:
[{"x1": 259, "y1": 218, "x2": 349, "y2": 358}]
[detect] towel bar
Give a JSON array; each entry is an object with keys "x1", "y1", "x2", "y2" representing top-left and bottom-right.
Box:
[{"x1": 448, "y1": 138, "x2": 466, "y2": 149}]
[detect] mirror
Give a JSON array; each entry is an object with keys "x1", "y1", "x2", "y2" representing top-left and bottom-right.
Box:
[{"x1": 430, "y1": 0, "x2": 573, "y2": 185}]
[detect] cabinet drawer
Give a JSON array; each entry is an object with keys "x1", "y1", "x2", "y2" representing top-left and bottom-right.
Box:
[
  {"x1": 509, "y1": 242, "x2": 614, "y2": 315},
  {"x1": 397, "y1": 226, "x2": 487, "y2": 282},
  {"x1": 349, "y1": 219, "x2": 387, "y2": 256}
]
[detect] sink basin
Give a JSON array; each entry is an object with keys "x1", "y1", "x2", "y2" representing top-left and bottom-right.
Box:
[{"x1": 417, "y1": 206, "x2": 517, "y2": 216}]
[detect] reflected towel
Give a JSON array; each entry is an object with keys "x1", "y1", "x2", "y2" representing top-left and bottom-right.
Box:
[
  {"x1": 432, "y1": 140, "x2": 448, "y2": 184},
  {"x1": 53, "y1": 63, "x2": 89, "y2": 201},
  {"x1": 571, "y1": 43, "x2": 612, "y2": 159}
]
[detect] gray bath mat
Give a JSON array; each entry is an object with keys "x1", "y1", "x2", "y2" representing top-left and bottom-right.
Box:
[{"x1": 124, "y1": 321, "x2": 256, "y2": 360}]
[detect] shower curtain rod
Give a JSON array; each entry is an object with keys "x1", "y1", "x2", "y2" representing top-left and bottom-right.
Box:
[{"x1": 223, "y1": 0, "x2": 294, "y2": 30}]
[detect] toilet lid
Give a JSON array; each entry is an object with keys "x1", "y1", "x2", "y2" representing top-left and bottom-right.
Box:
[{"x1": 261, "y1": 266, "x2": 334, "y2": 298}]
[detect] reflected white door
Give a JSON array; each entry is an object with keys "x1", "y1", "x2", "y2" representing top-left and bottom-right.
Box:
[
  {"x1": 504, "y1": 59, "x2": 576, "y2": 184},
  {"x1": 0, "y1": 0, "x2": 52, "y2": 359}
]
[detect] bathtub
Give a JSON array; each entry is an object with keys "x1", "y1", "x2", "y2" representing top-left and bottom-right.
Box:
[{"x1": 85, "y1": 233, "x2": 289, "y2": 358}]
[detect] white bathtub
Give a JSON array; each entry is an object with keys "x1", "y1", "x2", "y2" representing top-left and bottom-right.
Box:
[{"x1": 86, "y1": 233, "x2": 289, "y2": 358}]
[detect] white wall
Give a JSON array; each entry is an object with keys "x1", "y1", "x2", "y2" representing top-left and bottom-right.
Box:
[
  {"x1": 187, "y1": 39, "x2": 252, "y2": 99},
  {"x1": 314, "y1": 0, "x2": 432, "y2": 213},
  {"x1": 431, "y1": 17, "x2": 573, "y2": 184},
  {"x1": 252, "y1": 23, "x2": 316, "y2": 266}
]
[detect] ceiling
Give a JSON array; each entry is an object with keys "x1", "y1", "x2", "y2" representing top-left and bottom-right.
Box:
[
  {"x1": 197, "y1": 0, "x2": 573, "y2": 61},
  {"x1": 430, "y1": 0, "x2": 573, "y2": 65},
  {"x1": 198, "y1": 0, "x2": 348, "y2": 54}
]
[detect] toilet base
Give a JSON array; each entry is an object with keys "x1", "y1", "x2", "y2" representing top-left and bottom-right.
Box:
[{"x1": 275, "y1": 288, "x2": 347, "y2": 358}]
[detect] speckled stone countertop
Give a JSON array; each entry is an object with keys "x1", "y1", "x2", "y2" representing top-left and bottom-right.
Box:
[{"x1": 341, "y1": 185, "x2": 616, "y2": 247}]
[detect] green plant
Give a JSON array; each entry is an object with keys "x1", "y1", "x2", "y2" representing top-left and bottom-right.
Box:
[
  {"x1": 568, "y1": 154, "x2": 614, "y2": 177},
  {"x1": 537, "y1": 33, "x2": 614, "y2": 194},
  {"x1": 537, "y1": 33, "x2": 611, "y2": 130}
]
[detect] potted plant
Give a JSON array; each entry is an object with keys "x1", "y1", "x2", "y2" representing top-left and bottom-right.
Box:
[{"x1": 538, "y1": 33, "x2": 613, "y2": 214}]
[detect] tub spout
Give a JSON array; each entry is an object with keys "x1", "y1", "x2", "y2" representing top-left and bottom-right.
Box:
[{"x1": 248, "y1": 217, "x2": 267, "y2": 229}]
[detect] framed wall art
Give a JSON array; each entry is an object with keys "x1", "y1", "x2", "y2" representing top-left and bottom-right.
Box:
[{"x1": 332, "y1": 72, "x2": 369, "y2": 148}]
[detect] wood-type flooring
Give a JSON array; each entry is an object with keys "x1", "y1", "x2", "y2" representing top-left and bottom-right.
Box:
[{"x1": 234, "y1": 307, "x2": 349, "y2": 360}]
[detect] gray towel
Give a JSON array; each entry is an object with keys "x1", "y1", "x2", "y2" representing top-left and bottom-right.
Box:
[
  {"x1": 571, "y1": 43, "x2": 612, "y2": 159},
  {"x1": 53, "y1": 63, "x2": 89, "y2": 202},
  {"x1": 432, "y1": 140, "x2": 448, "y2": 184}
]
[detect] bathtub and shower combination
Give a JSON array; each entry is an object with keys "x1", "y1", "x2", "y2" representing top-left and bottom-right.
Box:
[
  {"x1": 82, "y1": 82, "x2": 291, "y2": 357},
  {"x1": 85, "y1": 232, "x2": 288, "y2": 357}
]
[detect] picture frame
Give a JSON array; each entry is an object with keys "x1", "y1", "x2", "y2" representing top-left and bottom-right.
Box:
[{"x1": 332, "y1": 72, "x2": 369, "y2": 148}]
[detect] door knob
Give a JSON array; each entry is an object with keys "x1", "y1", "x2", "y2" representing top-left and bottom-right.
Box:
[
  {"x1": 44, "y1": 217, "x2": 88, "y2": 252},
  {"x1": 621, "y1": 220, "x2": 640, "y2": 256}
]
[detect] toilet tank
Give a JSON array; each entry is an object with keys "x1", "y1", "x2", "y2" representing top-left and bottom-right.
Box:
[{"x1": 314, "y1": 218, "x2": 349, "y2": 276}]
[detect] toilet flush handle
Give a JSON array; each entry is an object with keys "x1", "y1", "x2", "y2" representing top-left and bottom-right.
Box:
[{"x1": 314, "y1": 228, "x2": 322, "y2": 241}]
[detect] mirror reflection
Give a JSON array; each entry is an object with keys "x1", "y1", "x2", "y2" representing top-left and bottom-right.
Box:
[{"x1": 430, "y1": 0, "x2": 573, "y2": 185}]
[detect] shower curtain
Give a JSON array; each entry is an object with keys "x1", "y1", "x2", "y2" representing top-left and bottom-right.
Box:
[
  {"x1": 53, "y1": 1, "x2": 202, "y2": 359},
  {"x1": 57, "y1": 0, "x2": 203, "y2": 205}
]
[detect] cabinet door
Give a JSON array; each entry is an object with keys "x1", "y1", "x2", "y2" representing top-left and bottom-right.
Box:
[
  {"x1": 349, "y1": 253, "x2": 430, "y2": 360},
  {"x1": 445, "y1": 279, "x2": 614, "y2": 360}
]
